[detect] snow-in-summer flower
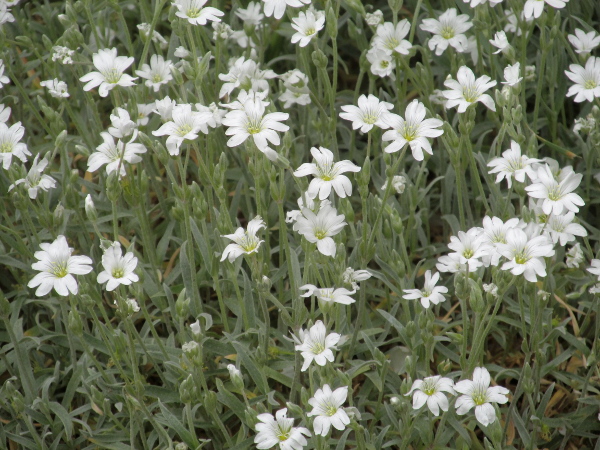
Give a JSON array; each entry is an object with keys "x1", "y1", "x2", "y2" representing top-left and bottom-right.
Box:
[
  {"x1": 446, "y1": 228, "x2": 487, "y2": 271},
  {"x1": 340, "y1": 94, "x2": 393, "y2": 133},
  {"x1": 381, "y1": 175, "x2": 407, "y2": 194},
  {"x1": 420, "y1": 8, "x2": 472, "y2": 55},
  {"x1": 403, "y1": 270, "x2": 448, "y2": 308},
  {"x1": 0, "y1": 122, "x2": 32, "y2": 169},
  {"x1": 0, "y1": 3, "x2": 15, "y2": 26},
  {"x1": 218, "y1": 57, "x2": 277, "y2": 98},
  {"x1": 463, "y1": 0, "x2": 503, "y2": 6},
  {"x1": 223, "y1": 97, "x2": 289, "y2": 160},
  {"x1": 0, "y1": 60, "x2": 10, "y2": 89},
  {"x1": 254, "y1": 408, "x2": 311, "y2": 450},
  {"x1": 195, "y1": 102, "x2": 227, "y2": 128},
  {"x1": 365, "y1": 10, "x2": 384, "y2": 27},
  {"x1": 152, "y1": 103, "x2": 211, "y2": 155},
  {"x1": 235, "y1": 1, "x2": 264, "y2": 26},
  {"x1": 544, "y1": 212, "x2": 587, "y2": 246},
  {"x1": 487, "y1": 140, "x2": 539, "y2": 188},
  {"x1": 307, "y1": 385, "x2": 350, "y2": 436},
  {"x1": 455, "y1": 367, "x2": 510, "y2": 426},
  {"x1": 136, "y1": 102, "x2": 155, "y2": 126},
  {"x1": 479, "y1": 216, "x2": 519, "y2": 266},
  {"x1": 108, "y1": 108, "x2": 137, "y2": 138},
  {"x1": 366, "y1": 47, "x2": 395, "y2": 78},
  {"x1": 52, "y1": 45, "x2": 75, "y2": 64},
  {"x1": 406, "y1": 376, "x2": 456, "y2": 416},
  {"x1": 97, "y1": 242, "x2": 139, "y2": 291},
  {"x1": 501, "y1": 62, "x2": 523, "y2": 87},
  {"x1": 280, "y1": 69, "x2": 311, "y2": 108},
  {"x1": 172, "y1": 0, "x2": 224, "y2": 25},
  {"x1": 436, "y1": 253, "x2": 466, "y2": 274},
  {"x1": 87, "y1": 132, "x2": 147, "y2": 176},
  {"x1": 566, "y1": 243, "x2": 584, "y2": 268},
  {"x1": 79, "y1": 48, "x2": 137, "y2": 97},
  {"x1": 8, "y1": 154, "x2": 56, "y2": 199},
  {"x1": 489, "y1": 31, "x2": 510, "y2": 54},
  {"x1": 40, "y1": 78, "x2": 69, "y2": 98},
  {"x1": 525, "y1": 165, "x2": 584, "y2": 215},
  {"x1": 372, "y1": 20, "x2": 412, "y2": 55},
  {"x1": 524, "y1": 0, "x2": 568, "y2": 20},
  {"x1": 0, "y1": 103, "x2": 10, "y2": 123},
  {"x1": 261, "y1": 0, "x2": 311, "y2": 20},
  {"x1": 293, "y1": 147, "x2": 360, "y2": 200},
  {"x1": 28, "y1": 235, "x2": 93, "y2": 297},
  {"x1": 137, "y1": 23, "x2": 169, "y2": 49},
  {"x1": 382, "y1": 99, "x2": 444, "y2": 161},
  {"x1": 342, "y1": 267, "x2": 372, "y2": 290},
  {"x1": 565, "y1": 57, "x2": 600, "y2": 103},
  {"x1": 295, "y1": 320, "x2": 340, "y2": 371},
  {"x1": 498, "y1": 228, "x2": 555, "y2": 282},
  {"x1": 221, "y1": 216, "x2": 266, "y2": 262},
  {"x1": 293, "y1": 204, "x2": 346, "y2": 257},
  {"x1": 568, "y1": 29, "x2": 600, "y2": 55},
  {"x1": 443, "y1": 66, "x2": 497, "y2": 113},
  {"x1": 300, "y1": 285, "x2": 356, "y2": 306},
  {"x1": 135, "y1": 54, "x2": 173, "y2": 92},
  {"x1": 291, "y1": 9, "x2": 325, "y2": 48}
]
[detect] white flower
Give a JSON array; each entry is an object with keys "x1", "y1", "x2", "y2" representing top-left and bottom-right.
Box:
[
  {"x1": 190, "y1": 320, "x2": 202, "y2": 336},
  {"x1": 135, "y1": 54, "x2": 173, "y2": 92},
  {"x1": 483, "y1": 283, "x2": 498, "y2": 297},
  {"x1": 52, "y1": 46, "x2": 75, "y2": 64},
  {"x1": 489, "y1": 31, "x2": 510, "y2": 54},
  {"x1": 544, "y1": 212, "x2": 587, "y2": 246},
  {"x1": 291, "y1": 10, "x2": 325, "y2": 48},
  {"x1": 462, "y1": 0, "x2": 502, "y2": 6},
  {"x1": 293, "y1": 204, "x2": 346, "y2": 257},
  {"x1": 0, "y1": 122, "x2": 32, "y2": 169},
  {"x1": 218, "y1": 57, "x2": 277, "y2": 98},
  {"x1": 88, "y1": 132, "x2": 146, "y2": 176},
  {"x1": 342, "y1": 267, "x2": 371, "y2": 290},
  {"x1": 285, "y1": 194, "x2": 321, "y2": 223},
  {"x1": 565, "y1": 57, "x2": 600, "y2": 103},
  {"x1": 136, "y1": 102, "x2": 155, "y2": 126},
  {"x1": 108, "y1": 108, "x2": 137, "y2": 138},
  {"x1": 137, "y1": 23, "x2": 168, "y2": 49},
  {"x1": 436, "y1": 253, "x2": 467, "y2": 273},
  {"x1": 487, "y1": 140, "x2": 539, "y2": 188},
  {"x1": 566, "y1": 243, "x2": 584, "y2": 268},
  {"x1": 573, "y1": 111, "x2": 596, "y2": 135},
  {"x1": 403, "y1": 270, "x2": 448, "y2": 308},
  {"x1": 154, "y1": 96, "x2": 177, "y2": 120},
  {"x1": 40, "y1": 78, "x2": 69, "y2": 98},
  {"x1": 498, "y1": 228, "x2": 555, "y2": 282},
  {"x1": 446, "y1": 228, "x2": 487, "y2": 271},
  {"x1": 525, "y1": 165, "x2": 584, "y2": 215},
  {"x1": 420, "y1": 8, "x2": 473, "y2": 55},
  {"x1": 443, "y1": 66, "x2": 497, "y2": 113},
  {"x1": 262, "y1": 0, "x2": 311, "y2": 20},
  {"x1": 79, "y1": 48, "x2": 137, "y2": 97},
  {"x1": 455, "y1": 367, "x2": 509, "y2": 426},
  {"x1": 293, "y1": 147, "x2": 360, "y2": 200},
  {"x1": 382, "y1": 99, "x2": 444, "y2": 161},
  {"x1": 97, "y1": 242, "x2": 139, "y2": 291},
  {"x1": 480, "y1": 216, "x2": 519, "y2": 266},
  {"x1": 172, "y1": 0, "x2": 224, "y2": 25},
  {"x1": 280, "y1": 69, "x2": 311, "y2": 108},
  {"x1": 8, "y1": 154, "x2": 56, "y2": 199},
  {"x1": 568, "y1": 29, "x2": 600, "y2": 55},
  {"x1": 372, "y1": 20, "x2": 412, "y2": 55},
  {"x1": 235, "y1": 2, "x2": 264, "y2": 26},
  {"x1": 366, "y1": 47, "x2": 395, "y2": 78},
  {"x1": 340, "y1": 94, "x2": 394, "y2": 133},
  {"x1": 381, "y1": 175, "x2": 407, "y2": 194},
  {"x1": 524, "y1": 0, "x2": 568, "y2": 19},
  {"x1": 221, "y1": 216, "x2": 266, "y2": 262},
  {"x1": 300, "y1": 285, "x2": 356, "y2": 305},
  {"x1": 295, "y1": 320, "x2": 340, "y2": 371},
  {"x1": 501, "y1": 62, "x2": 523, "y2": 86},
  {"x1": 307, "y1": 385, "x2": 350, "y2": 436},
  {"x1": 28, "y1": 235, "x2": 93, "y2": 297},
  {"x1": 0, "y1": 103, "x2": 11, "y2": 123},
  {"x1": 222, "y1": 97, "x2": 289, "y2": 161},
  {"x1": 254, "y1": 408, "x2": 311, "y2": 450},
  {"x1": 365, "y1": 10, "x2": 384, "y2": 27},
  {"x1": 588, "y1": 259, "x2": 600, "y2": 279},
  {"x1": 0, "y1": 4, "x2": 15, "y2": 26},
  {"x1": 152, "y1": 103, "x2": 211, "y2": 155},
  {"x1": 590, "y1": 284, "x2": 600, "y2": 295},
  {"x1": 0, "y1": 60, "x2": 10, "y2": 89},
  {"x1": 174, "y1": 46, "x2": 190, "y2": 58},
  {"x1": 195, "y1": 102, "x2": 227, "y2": 128},
  {"x1": 406, "y1": 376, "x2": 455, "y2": 416}
]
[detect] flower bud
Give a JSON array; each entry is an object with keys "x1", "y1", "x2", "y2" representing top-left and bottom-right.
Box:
[
  {"x1": 311, "y1": 49, "x2": 328, "y2": 69},
  {"x1": 68, "y1": 310, "x2": 83, "y2": 336},
  {"x1": 326, "y1": 7, "x2": 337, "y2": 39},
  {"x1": 53, "y1": 202, "x2": 65, "y2": 228},
  {"x1": 228, "y1": 364, "x2": 245, "y2": 391},
  {"x1": 85, "y1": 194, "x2": 97, "y2": 222},
  {"x1": 175, "y1": 443, "x2": 188, "y2": 450},
  {"x1": 179, "y1": 374, "x2": 199, "y2": 404}
]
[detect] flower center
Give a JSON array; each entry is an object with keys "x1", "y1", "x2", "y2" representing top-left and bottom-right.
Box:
[
  {"x1": 386, "y1": 37, "x2": 400, "y2": 49},
  {"x1": 421, "y1": 289, "x2": 432, "y2": 298},
  {"x1": 176, "y1": 123, "x2": 193, "y2": 137},
  {"x1": 0, "y1": 142, "x2": 13, "y2": 153},
  {"x1": 584, "y1": 79, "x2": 597, "y2": 90},
  {"x1": 463, "y1": 86, "x2": 480, "y2": 103},
  {"x1": 547, "y1": 186, "x2": 562, "y2": 201},
  {"x1": 277, "y1": 430, "x2": 290, "y2": 442},
  {"x1": 103, "y1": 68, "x2": 122, "y2": 84},
  {"x1": 239, "y1": 233, "x2": 259, "y2": 253},
  {"x1": 311, "y1": 342, "x2": 325, "y2": 354},
  {"x1": 363, "y1": 113, "x2": 378, "y2": 125},
  {"x1": 440, "y1": 26, "x2": 455, "y2": 40},
  {"x1": 515, "y1": 251, "x2": 530, "y2": 265},
  {"x1": 51, "y1": 261, "x2": 69, "y2": 278},
  {"x1": 112, "y1": 268, "x2": 125, "y2": 278},
  {"x1": 423, "y1": 387, "x2": 436, "y2": 396},
  {"x1": 472, "y1": 391, "x2": 488, "y2": 406},
  {"x1": 314, "y1": 229, "x2": 327, "y2": 240},
  {"x1": 463, "y1": 249, "x2": 474, "y2": 259},
  {"x1": 316, "y1": 161, "x2": 337, "y2": 181},
  {"x1": 246, "y1": 118, "x2": 263, "y2": 135},
  {"x1": 325, "y1": 405, "x2": 338, "y2": 416},
  {"x1": 186, "y1": 8, "x2": 201, "y2": 18},
  {"x1": 152, "y1": 73, "x2": 163, "y2": 83},
  {"x1": 305, "y1": 27, "x2": 316, "y2": 36},
  {"x1": 402, "y1": 124, "x2": 418, "y2": 141},
  {"x1": 537, "y1": 214, "x2": 548, "y2": 224},
  {"x1": 380, "y1": 60, "x2": 389, "y2": 68}
]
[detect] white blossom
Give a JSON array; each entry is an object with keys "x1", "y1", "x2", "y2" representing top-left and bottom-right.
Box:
[
  {"x1": 221, "y1": 216, "x2": 266, "y2": 262},
  {"x1": 455, "y1": 367, "x2": 510, "y2": 427},
  {"x1": 79, "y1": 48, "x2": 137, "y2": 97},
  {"x1": 8, "y1": 154, "x2": 56, "y2": 199},
  {"x1": 406, "y1": 376, "x2": 456, "y2": 416},
  {"x1": 307, "y1": 385, "x2": 350, "y2": 436},
  {"x1": 97, "y1": 242, "x2": 139, "y2": 291},
  {"x1": 443, "y1": 66, "x2": 497, "y2": 113}
]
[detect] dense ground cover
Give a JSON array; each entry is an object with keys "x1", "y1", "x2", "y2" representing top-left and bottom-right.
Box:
[{"x1": 0, "y1": 0, "x2": 599, "y2": 448}]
